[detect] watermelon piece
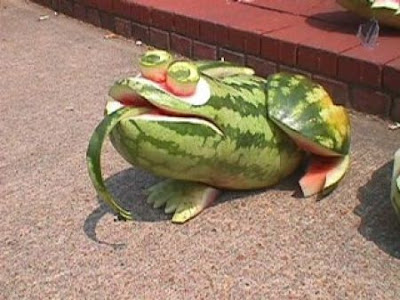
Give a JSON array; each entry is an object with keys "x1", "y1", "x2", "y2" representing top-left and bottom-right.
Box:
[
  {"x1": 267, "y1": 73, "x2": 351, "y2": 157},
  {"x1": 166, "y1": 61, "x2": 200, "y2": 96},
  {"x1": 86, "y1": 106, "x2": 152, "y2": 221},
  {"x1": 139, "y1": 49, "x2": 173, "y2": 82},
  {"x1": 391, "y1": 148, "x2": 400, "y2": 220},
  {"x1": 371, "y1": 0, "x2": 400, "y2": 10},
  {"x1": 172, "y1": 186, "x2": 219, "y2": 223},
  {"x1": 195, "y1": 60, "x2": 255, "y2": 78},
  {"x1": 299, "y1": 155, "x2": 350, "y2": 198},
  {"x1": 106, "y1": 82, "x2": 154, "y2": 108},
  {"x1": 276, "y1": 123, "x2": 344, "y2": 157}
]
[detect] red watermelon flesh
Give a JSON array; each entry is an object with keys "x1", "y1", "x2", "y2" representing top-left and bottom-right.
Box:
[{"x1": 299, "y1": 155, "x2": 350, "y2": 198}]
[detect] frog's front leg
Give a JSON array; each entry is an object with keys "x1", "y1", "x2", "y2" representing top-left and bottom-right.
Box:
[{"x1": 146, "y1": 179, "x2": 220, "y2": 223}]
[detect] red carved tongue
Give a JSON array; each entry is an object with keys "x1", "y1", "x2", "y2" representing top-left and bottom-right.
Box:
[
  {"x1": 117, "y1": 82, "x2": 174, "y2": 107},
  {"x1": 117, "y1": 95, "x2": 187, "y2": 118}
]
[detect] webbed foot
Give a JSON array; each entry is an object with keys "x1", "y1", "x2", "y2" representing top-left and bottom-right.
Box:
[{"x1": 146, "y1": 179, "x2": 220, "y2": 223}]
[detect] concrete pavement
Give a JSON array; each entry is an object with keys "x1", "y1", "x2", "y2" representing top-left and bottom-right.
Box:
[{"x1": 1, "y1": 0, "x2": 399, "y2": 298}]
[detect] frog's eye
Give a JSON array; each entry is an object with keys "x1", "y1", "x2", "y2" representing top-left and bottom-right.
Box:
[
  {"x1": 165, "y1": 61, "x2": 200, "y2": 96},
  {"x1": 139, "y1": 49, "x2": 172, "y2": 82}
]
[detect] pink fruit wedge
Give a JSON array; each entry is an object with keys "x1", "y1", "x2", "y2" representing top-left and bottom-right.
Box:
[
  {"x1": 299, "y1": 155, "x2": 350, "y2": 197},
  {"x1": 139, "y1": 49, "x2": 173, "y2": 82},
  {"x1": 166, "y1": 61, "x2": 200, "y2": 96}
]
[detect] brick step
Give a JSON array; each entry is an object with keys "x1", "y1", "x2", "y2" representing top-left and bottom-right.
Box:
[{"x1": 32, "y1": 0, "x2": 400, "y2": 121}]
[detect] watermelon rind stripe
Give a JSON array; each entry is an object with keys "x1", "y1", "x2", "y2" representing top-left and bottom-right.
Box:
[
  {"x1": 109, "y1": 115, "x2": 298, "y2": 189},
  {"x1": 86, "y1": 107, "x2": 151, "y2": 220},
  {"x1": 195, "y1": 60, "x2": 255, "y2": 78},
  {"x1": 323, "y1": 154, "x2": 350, "y2": 190},
  {"x1": 267, "y1": 72, "x2": 351, "y2": 156},
  {"x1": 108, "y1": 76, "x2": 270, "y2": 141},
  {"x1": 391, "y1": 148, "x2": 400, "y2": 221}
]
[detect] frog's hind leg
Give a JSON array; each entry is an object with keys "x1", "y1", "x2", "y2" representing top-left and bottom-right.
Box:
[{"x1": 146, "y1": 179, "x2": 220, "y2": 223}]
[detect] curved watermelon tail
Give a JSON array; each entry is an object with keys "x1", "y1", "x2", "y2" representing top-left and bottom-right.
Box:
[
  {"x1": 86, "y1": 107, "x2": 150, "y2": 220},
  {"x1": 390, "y1": 148, "x2": 400, "y2": 221}
]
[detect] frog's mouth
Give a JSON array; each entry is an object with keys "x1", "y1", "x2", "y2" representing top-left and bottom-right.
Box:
[{"x1": 107, "y1": 76, "x2": 223, "y2": 134}]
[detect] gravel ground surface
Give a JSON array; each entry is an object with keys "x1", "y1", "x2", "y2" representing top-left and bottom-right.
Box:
[{"x1": 1, "y1": 0, "x2": 399, "y2": 299}]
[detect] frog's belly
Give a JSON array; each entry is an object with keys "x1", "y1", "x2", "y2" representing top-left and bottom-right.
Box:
[{"x1": 110, "y1": 117, "x2": 303, "y2": 189}]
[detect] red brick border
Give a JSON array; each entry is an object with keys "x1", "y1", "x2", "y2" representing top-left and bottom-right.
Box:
[{"x1": 30, "y1": 0, "x2": 400, "y2": 121}]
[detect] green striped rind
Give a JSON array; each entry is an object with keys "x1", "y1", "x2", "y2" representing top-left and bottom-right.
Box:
[
  {"x1": 338, "y1": 0, "x2": 400, "y2": 29},
  {"x1": 166, "y1": 61, "x2": 200, "y2": 96},
  {"x1": 110, "y1": 116, "x2": 303, "y2": 189},
  {"x1": 139, "y1": 49, "x2": 173, "y2": 82},
  {"x1": 195, "y1": 60, "x2": 255, "y2": 78},
  {"x1": 267, "y1": 72, "x2": 351, "y2": 156},
  {"x1": 394, "y1": 176, "x2": 400, "y2": 219},
  {"x1": 391, "y1": 148, "x2": 400, "y2": 221},
  {"x1": 110, "y1": 75, "x2": 268, "y2": 131},
  {"x1": 108, "y1": 75, "x2": 304, "y2": 189},
  {"x1": 86, "y1": 106, "x2": 151, "y2": 220},
  {"x1": 371, "y1": 0, "x2": 399, "y2": 11},
  {"x1": 167, "y1": 61, "x2": 200, "y2": 83},
  {"x1": 323, "y1": 154, "x2": 350, "y2": 195},
  {"x1": 139, "y1": 49, "x2": 172, "y2": 68}
]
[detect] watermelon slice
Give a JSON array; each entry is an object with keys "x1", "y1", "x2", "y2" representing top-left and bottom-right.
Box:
[
  {"x1": 195, "y1": 60, "x2": 255, "y2": 78},
  {"x1": 371, "y1": 0, "x2": 400, "y2": 10},
  {"x1": 139, "y1": 49, "x2": 173, "y2": 82},
  {"x1": 86, "y1": 107, "x2": 152, "y2": 221},
  {"x1": 276, "y1": 123, "x2": 344, "y2": 157},
  {"x1": 299, "y1": 155, "x2": 350, "y2": 198},
  {"x1": 390, "y1": 148, "x2": 400, "y2": 220},
  {"x1": 166, "y1": 61, "x2": 200, "y2": 96}
]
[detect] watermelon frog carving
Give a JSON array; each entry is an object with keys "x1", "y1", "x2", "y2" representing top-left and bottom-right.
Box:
[
  {"x1": 86, "y1": 49, "x2": 351, "y2": 223},
  {"x1": 338, "y1": 0, "x2": 400, "y2": 29}
]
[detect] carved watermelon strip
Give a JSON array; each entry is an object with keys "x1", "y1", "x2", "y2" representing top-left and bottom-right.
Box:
[
  {"x1": 195, "y1": 60, "x2": 255, "y2": 78},
  {"x1": 391, "y1": 148, "x2": 400, "y2": 220},
  {"x1": 86, "y1": 107, "x2": 152, "y2": 220}
]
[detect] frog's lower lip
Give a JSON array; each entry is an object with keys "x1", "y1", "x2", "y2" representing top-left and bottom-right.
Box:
[{"x1": 106, "y1": 99, "x2": 223, "y2": 135}]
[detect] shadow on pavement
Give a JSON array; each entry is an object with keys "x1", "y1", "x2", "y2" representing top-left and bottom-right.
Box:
[
  {"x1": 83, "y1": 204, "x2": 128, "y2": 250},
  {"x1": 83, "y1": 166, "x2": 302, "y2": 245},
  {"x1": 306, "y1": 12, "x2": 399, "y2": 36},
  {"x1": 83, "y1": 168, "x2": 167, "y2": 246},
  {"x1": 356, "y1": 160, "x2": 400, "y2": 259}
]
